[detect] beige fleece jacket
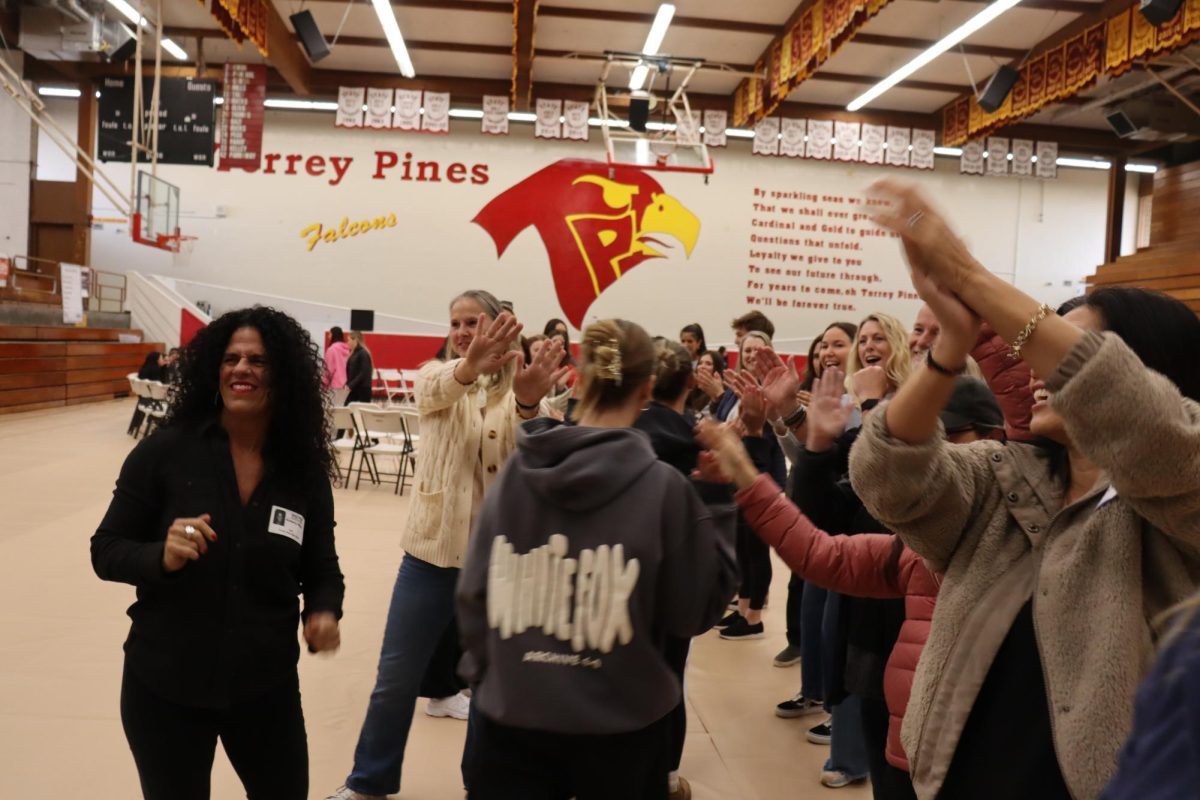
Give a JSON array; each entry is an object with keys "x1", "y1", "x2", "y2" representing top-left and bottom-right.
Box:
[
  {"x1": 400, "y1": 359, "x2": 523, "y2": 568},
  {"x1": 849, "y1": 331, "x2": 1200, "y2": 800}
]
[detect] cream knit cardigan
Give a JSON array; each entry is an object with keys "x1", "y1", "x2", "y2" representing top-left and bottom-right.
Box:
[{"x1": 400, "y1": 358, "x2": 523, "y2": 569}]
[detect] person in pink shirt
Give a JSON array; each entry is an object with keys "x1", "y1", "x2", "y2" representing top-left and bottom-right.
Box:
[{"x1": 324, "y1": 326, "x2": 351, "y2": 391}]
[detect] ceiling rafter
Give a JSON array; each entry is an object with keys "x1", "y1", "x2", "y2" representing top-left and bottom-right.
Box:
[{"x1": 512, "y1": 0, "x2": 538, "y2": 111}]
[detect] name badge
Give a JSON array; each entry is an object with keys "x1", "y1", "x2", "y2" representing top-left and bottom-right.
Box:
[{"x1": 268, "y1": 506, "x2": 305, "y2": 545}]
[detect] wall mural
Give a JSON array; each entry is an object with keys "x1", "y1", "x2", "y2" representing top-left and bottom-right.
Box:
[{"x1": 474, "y1": 159, "x2": 700, "y2": 328}]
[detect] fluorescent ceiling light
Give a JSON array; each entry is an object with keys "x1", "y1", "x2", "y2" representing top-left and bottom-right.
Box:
[
  {"x1": 449, "y1": 109, "x2": 484, "y2": 119},
  {"x1": 38, "y1": 87, "x2": 82, "y2": 98},
  {"x1": 933, "y1": 146, "x2": 962, "y2": 156},
  {"x1": 725, "y1": 128, "x2": 756, "y2": 139},
  {"x1": 105, "y1": 0, "x2": 188, "y2": 61},
  {"x1": 370, "y1": 0, "x2": 416, "y2": 78},
  {"x1": 507, "y1": 111, "x2": 537, "y2": 122},
  {"x1": 847, "y1": 0, "x2": 1023, "y2": 111},
  {"x1": 1126, "y1": 163, "x2": 1158, "y2": 173},
  {"x1": 264, "y1": 98, "x2": 339, "y2": 110},
  {"x1": 160, "y1": 38, "x2": 188, "y2": 61},
  {"x1": 1056, "y1": 157, "x2": 1110, "y2": 170},
  {"x1": 629, "y1": 4, "x2": 676, "y2": 91}
]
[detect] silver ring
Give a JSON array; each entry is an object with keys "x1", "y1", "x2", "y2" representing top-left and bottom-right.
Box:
[
  {"x1": 906, "y1": 210, "x2": 925, "y2": 229},
  {"x1": 184, "y1": 525, "x2": 197, "y2": 539}
]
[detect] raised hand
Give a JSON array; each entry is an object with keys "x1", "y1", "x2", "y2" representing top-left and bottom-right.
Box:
[
  {"x1": 513, "y1": 336, "x2": 569, "y2": 410},
  {"x1": 806, "y1": 368, "x2": 851, "y2": 453},
  {"x1": 461, "y1": 312, "x2": 523, "y2": 380},
  {"x1": 910, "y1": 267, "x2": 978, "y2": 369},
  {"x1": 163, "y1": 514, "x2": 217, "y2": 573},
  {"x1": 851, "y1": 365, "x2": 890, "y2": 403},
  {"x1": 725, "y1": 370, "x2": 767, "y2": 435},
  {"x1": 694, "y1": 420, "x2": 759, "y2": 489},
  {"x1": 694, "y1": 362, "x2": 725, "y2": 402},
  {"x1": 750, "y1": 346, "x2": 802, "y2": 420},
  {"x1": 304, "y1": 611, "x2": 341, "y2": 654}
]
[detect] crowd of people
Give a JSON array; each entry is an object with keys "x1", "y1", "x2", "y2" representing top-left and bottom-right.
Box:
[{"x1": 91, "y1": 179, "x2": 1200, "y2": 800}]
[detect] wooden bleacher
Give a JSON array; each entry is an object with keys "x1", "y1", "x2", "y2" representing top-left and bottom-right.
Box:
[
  {"x1": 1087, "y1": 161, "x2": 1200, "y2": 314},
  {"x1": 0, "y1": 325, "x2": 161, "y2": 415}
]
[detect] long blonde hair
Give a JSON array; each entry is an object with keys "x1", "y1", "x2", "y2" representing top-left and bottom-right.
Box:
[
  {"x1": 348, "y1": 330, "x2": 370, "y2": 355},
  {"x1": 738, "y1": 330, "x2": 772, "y2": 372},
  {"x1": 449, "y1": 289, "x2": 518, "y2": 400},
  {"x1": 845, "y1": 312, "x2": 911, "y2": 405}
]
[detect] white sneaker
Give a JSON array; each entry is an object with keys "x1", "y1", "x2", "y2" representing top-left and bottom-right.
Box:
[
  {"x1": 425, "y1": 690, "x2": 470, "y2": 720},
  {"x1": 325, "y1": 787, "x2": 385, "y2": 800}
]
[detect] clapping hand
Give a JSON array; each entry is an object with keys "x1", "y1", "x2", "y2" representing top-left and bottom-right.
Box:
[
  {"x1": 747, "y1": 346, "x2": 802, "y2": 421},
  {"x1": 851, "y1": 365, "x2": 890, "y2": 403},
  {"x1": 909, "y1": 266, "x2": 978, "y2": 369},
  {"x1": 462, "y1": 312, "x2": 523, "y2": 379},
  {"x1": 694, "y1": 362, "x2": 725, "y2": 401},
  {"x1": 724, "y1": 370, "x2": 767, "y2": 435},
  {"x1": 513, "y1": 337, "x2": 570, "y2": 412},
  {"x1": 806, "y1": 368, "x2": 851, "y2": 452}
]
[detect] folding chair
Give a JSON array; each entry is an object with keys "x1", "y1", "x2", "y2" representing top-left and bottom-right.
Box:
[
  {"x1": 400, "y1": 369, "x2": 421, "y2": 405},
  {"x1": 126, "y1": 374, "x2": 146, "y2": 436},
  {"x1": 142, "y1": 381, "x2": 170, "y2": 436},
  {"x1": 330, "y1": 406, "x2": 365, "y2": 488},
  {"x1": 330, "y1": 386, "x2": 350, "y2": 407},
  {"x1": 356, "y1": 408, "x2": 409, "y2": 493},
  {"x1": 399, "y1": 408, "x2": 421, "y2": 495},
  {"x1": 377, "y1": 369, "x2": 405, "y2": 406}
]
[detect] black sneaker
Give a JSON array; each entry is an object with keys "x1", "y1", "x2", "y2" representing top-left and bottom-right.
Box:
[
  {"x1": 806, "y1": 719, "x2": 833, "y2": 745},
  {"x1": 714, "y1": 610, "x2": 741, "y2": 629},
  {"x1": 773, "y1": 644, "x2": 802, "y2": 667},
  {"x1": 719, "y1": 616, "x2": 764, "y2": 640},
  {"x1": 775, "y1": 693, "x2": 824, "y2": 718}
]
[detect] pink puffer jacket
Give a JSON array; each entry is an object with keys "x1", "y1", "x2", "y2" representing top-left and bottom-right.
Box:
[{"x1": 736, "y1": 474, "x2": 939, "y2": 771}]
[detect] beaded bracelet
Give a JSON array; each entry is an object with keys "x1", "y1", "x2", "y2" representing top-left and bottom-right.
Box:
[{"x1": 1010, "y1": 304, "x2": 1054, "y2": 360}]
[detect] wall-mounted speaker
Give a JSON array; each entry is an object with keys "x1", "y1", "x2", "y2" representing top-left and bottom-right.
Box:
[
  {"x1": 290, "y1": 10, "x2": 330, "y2": 63},
  {"x1": 978, "y1": 66, "x2": 1020, "y2": 113},
  {"x1": 107, "y1": 35, "x2": 137, "y2": 63},
  {"x1": 1138, "y1": 0, "x2": 1183, "y2": 26},
  {"x1": 350, "y1": 309, "x2": 375, "y2": 332}
]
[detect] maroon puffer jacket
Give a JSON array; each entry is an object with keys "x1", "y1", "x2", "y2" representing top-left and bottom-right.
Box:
[
  {"x1": 736, "y1": 474, "x2": 939, "y2": 772},
  {"x1": 972, "y1": 327, "x2": 1034, "y2": 442}
]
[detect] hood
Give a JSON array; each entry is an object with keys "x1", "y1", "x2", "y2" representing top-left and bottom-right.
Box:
[
  {"x1": 633, "y1": 403, "x2": 699, "y2": 477},
  {"x1": 516, "y1": 417, "x2": 659, "y2": 511}
]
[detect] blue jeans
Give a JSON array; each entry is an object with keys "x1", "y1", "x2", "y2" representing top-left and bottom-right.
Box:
[
  {"x1": 801, "y1": 582, "x2": 827, "y2": 702},
  {"x1": 347, "y1": 554, "x2": 460, "y2": 796},
  {"x1": 826, "y1": 693, "x2": 870, "y2": 780}
]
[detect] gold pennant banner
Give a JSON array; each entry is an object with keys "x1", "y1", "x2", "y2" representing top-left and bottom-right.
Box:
[
  {"x1": 942, "y1": 0, "x2": 1200, "y2": 146},
  {"x1": 199, "y1": 0, "x2": 269, "y2": 56}
]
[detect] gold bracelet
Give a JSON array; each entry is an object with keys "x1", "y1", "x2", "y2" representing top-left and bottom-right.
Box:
[{"x1": 1009, "y1": 304, "x2": 1054, "y2": 360}]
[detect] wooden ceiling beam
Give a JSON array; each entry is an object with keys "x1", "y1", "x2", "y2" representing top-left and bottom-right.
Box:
[
  {"x1": 512, "y1": 0, "x2": 538, "y2": 111},
  {"x1": 263, "y1": 0, "x2": 312, "y2": 94},
  {"x1": 955, "y1": 0, "x2": 1106, "y2": 12},
  {"x1": 813, "y1": 71, "x2": 969, "y2": 95},
  {"x1": 852, "y1": 33, "x2": 1027, "y2": 60}
]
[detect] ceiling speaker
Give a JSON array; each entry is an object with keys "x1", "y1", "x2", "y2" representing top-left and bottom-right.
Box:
[
  {"x1": 628, "y1": 96, "x2": 650, "y2": 132},
  {"x1": 1138, "y1": 0, "x2": 1183, "y2": 26},
  {"x1": 1105, "y1": 109, "x2": 1139, "y2": 138},
  {"x1": 978, "y1": 66, "x2": 1020, "y2": 114},
  {"x1": 290, "y1": 10, "x2": 330, "y2": 63}
]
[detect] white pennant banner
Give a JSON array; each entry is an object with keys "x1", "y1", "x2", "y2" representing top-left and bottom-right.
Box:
[
  {"x1": 860, "y1": 124, "x2": 885, "y2": 164},
  {"x1": 563, "y1": 100, "x2": 589, "y2": 140},
  {"x1": 335, "y1": 87, "x2": 364, "y2": 128},
  {"x1": 482, "y1": 95, "x2": 509, "y2": 135},
  {"x1": 535, "y1": 99, "x2": 562, "y2": 139},
  {"x1": 365, "y1": 88, "x2": 393, "y2": 129},
  {"x1": 910, "y1": 129, "x2": 935, "y2": 170},
  {"x1": 886, "y1": 127, "x2": 911, "y2": 167},
  {"x1": 780, "y1": 118, "x2": 806, "y2": 157},
  {"x1": 834, "y1": 121, "x2": 860, "y2": 162},
  {"x1": 806, "y1": 119, "x2": 833, "y2": 159},
  {"x1": 961, "y1": 141, "x2": 985, "y2": 175},
  {"x1": 677, "y1": 110, "x2": 702, "y2": 146},
  {"x1": 422, "y1": 92, "x2": 450, "y2": 133},
  {"x1": 1012, "y1": 138, "x2": 1034, "y2": 176},
  {"x1": 392, "y1": 89, "x2": 421, "y2": 130},
  {"x1": 1036, "y1": 141, "x2": 1058, "y2": 179},
  {"x1": 987, "y1": 137, "x2": 1010, "y2": 176},
  {"x1": 752, "y1": 118, "x2": 780, "y2": 155},
  {"x1": 702, "y1": 110, "x2": 727, "y2": 147}
]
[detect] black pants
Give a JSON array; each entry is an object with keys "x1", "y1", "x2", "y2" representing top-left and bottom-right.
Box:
[
  {"x1": 786, "y1": 573, "x2": 805, "y2": 648},
  {"x1": 419, "y1": 615, "x2": 466, "y2": 699},
  {"x1": 120, "y1": 665, "x2": 307, "y2": 800},
  {"x1": 735, "y1": 522, "x2": 773, "y2": 610},
  {"x1": 467, "y1": 711, "x2": 670, "y2": 800},
  {"x1": 664, "y1": 635, "x2": 691, "y2": 772},
  {"x1": 861, "y1": 695, "x2": 917, "y2": 800}
]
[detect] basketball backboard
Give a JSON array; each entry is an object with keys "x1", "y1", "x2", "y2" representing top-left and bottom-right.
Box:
[{"x1": 132, "y1": 170, "x2": 185, "y2": 252}]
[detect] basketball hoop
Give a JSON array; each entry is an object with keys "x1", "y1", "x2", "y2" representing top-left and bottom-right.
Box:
[{"x1": 165, "y1": 234, "x2": 198, "y2": 266}]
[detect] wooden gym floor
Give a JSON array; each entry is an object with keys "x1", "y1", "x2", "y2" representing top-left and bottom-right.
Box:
[{"x1": 0, "y1": 398, "x2": 871, "y2": 799}]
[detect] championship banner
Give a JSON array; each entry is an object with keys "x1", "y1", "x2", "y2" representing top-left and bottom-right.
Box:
[
  {"x1": 860, "y1": 123, "x2": 885, "y2": 164},
  {"x1": 961, "y1": 141, "x2": 985, "y2": 175},
  {"x1": 422, "y1": 92, "x2": 451, "y2": 134},
  {"x1": 780, "y1": 32, "x2": 794, "y2": 80},
  {"x1": 770, "y1": 40, "x2": 785, "y2": 100},
  {"x1": 676, "y1": 110, "x2": 702, "y2": 146},
  {"x1": 563, "y1": 100, "x2": 589, "y2": 141},
  {"x1": 482, "y1": 95, "x2": 509, "y2": 135},
  {"x1": 1045, "y1": 46, "x2": 1066, "y2": 102},
  {"x1": 806, "y1": 119, "x2": 833, "y2": 159},
  {"x1": 733, "y1": 82, "x2": 747, "y2": 127},
  {"x1": 1106, "y1": 9, "x2": 1132, "y2": 72},
  {"x1": 702, "y1": 110, "x2": 727, "y2": 147},
  {"x1": 1012, "y1": 139, "x2": 1034, "y2": 177},
  {"x1": 1129, "y1": 11, "x2": 1157, "y2": 61},
  {"x1": 987, "y1": 137, "x2": 1010, "y2": 176},
  {"x1": 834, "y1": 120, "x2": 860, "y2": 162},
  {"x1": 335, "y1": 87, "x2": 364, "y2": 128},
  {"x1": 752, "y1": 117, "x2": 780, "y2": 156},
  {"x1": 1036, "y1": 141, "x2": 1058, "y2": 179},
  {"x1": 392, "y1": 89, "x2": 421, "y2": 130},
  {"x1": 885, "y1": 127, "x2": 910, "y2": 167},
  {"x1": 780, "y1": 118, "x2": 806, "y2": 157},
  {"x1": 218, "y1": 64, "x2": 265, "y2": 172},
  {"x1": 910, "y1": 129, "x2": 935, "y2": 170},
  {"x1": 202, "y1": 0, "x2": 268, "y2": 56},
  {"x1": 535, "y1": 99, "x2": 562, "y2": 139},
  {"x1": 365, "y1": 87, "x2": 393, "y2": 129}
]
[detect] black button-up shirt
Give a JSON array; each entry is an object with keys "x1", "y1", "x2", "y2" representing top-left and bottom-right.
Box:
[{"x1": 91, "y1": 419, "x2": 344, "y2": 709}]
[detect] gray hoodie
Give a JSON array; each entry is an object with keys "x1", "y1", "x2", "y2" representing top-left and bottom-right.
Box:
[{"x1": 456, "y1": 418, "x2": 738, "y2": 735}]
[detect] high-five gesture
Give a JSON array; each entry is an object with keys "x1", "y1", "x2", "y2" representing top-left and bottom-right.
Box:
[
  {"x1": 724, "y1": 370, "x2": 767, "y2": 435},
  {"x1": 455, "y1": 312, "x2": 523, "y2": 384},
  {"x1": 694, "y1": 361, "x2": 725, "y2": 402},
  {"x1": 513, "y1": 336, "x2": 570, "y2": 413},
  {"x1": 806, "y1": 368, "x2": 851, "y2": 453},
  {"x1": 748, "y1": 346, "x2": 802, "y2": 421},
  {"x1": 694, "y1": 419, "x2": 759, "y2": 490}
]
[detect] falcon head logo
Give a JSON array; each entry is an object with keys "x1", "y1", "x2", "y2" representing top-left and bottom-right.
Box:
[{"x1": 473, "y1": 159, "x2": 700, "y2": 328}]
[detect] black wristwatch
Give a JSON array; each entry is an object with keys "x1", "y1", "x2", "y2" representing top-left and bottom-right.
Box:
[{"x1": 860, "y1": 398, "x2": 881, "y2": 412}]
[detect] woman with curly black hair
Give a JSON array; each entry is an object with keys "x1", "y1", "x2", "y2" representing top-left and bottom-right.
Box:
[{"x1": 91, "y1": 306, "x2": 345, "y2": 800}]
